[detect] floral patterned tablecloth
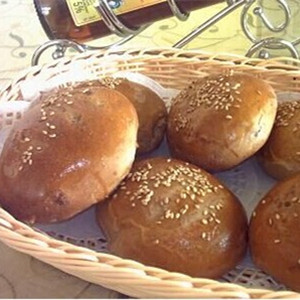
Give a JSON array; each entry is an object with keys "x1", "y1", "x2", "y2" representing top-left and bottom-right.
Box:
[{"x1": 0, "y1": 0, "x2": 298, "y2": 298}]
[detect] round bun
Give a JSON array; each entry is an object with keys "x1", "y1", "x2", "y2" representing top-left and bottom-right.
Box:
[
  {"x1": 249, "y1": 174, "x2": 300, "y2": 291},
  {"x1": 167, "y1": 73, "x2": 277, "y2": 171},
  {"x1": 0, "y1": 85, "x2": 138, "y2": 224},
  {"x1": 97, "y1": 157, "x2": 248, "y2": 278},
  {"x1": 259, "y1": 100, "x2": 300, "y2": 180},
  {"x1": 77, "y1": 77, "x2": 167, "y2": 154}
]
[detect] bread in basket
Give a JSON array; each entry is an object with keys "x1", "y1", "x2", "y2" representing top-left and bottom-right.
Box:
[{"x1": 0, "y1": 48, "x2": 300, "y2": 299}]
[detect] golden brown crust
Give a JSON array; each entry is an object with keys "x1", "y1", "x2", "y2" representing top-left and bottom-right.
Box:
[
  {"x1": 97, "y1": 157, "x2": 248, "y2": 278},
  {"x1": 0, "y1": 85, "x2": 138, "y2": 224},
  {"x1": 249, "y1": 174, "x2": 300, "y2": 291},
  {"x1": 259, "y1": 100, "x2": 300, "y2": 180},
  {"x1": 167, "y1": 73, "x2": 277, "y2": 172},
  {"x1": 76, "y1": 78, "x2": 167, "y2": 154}
]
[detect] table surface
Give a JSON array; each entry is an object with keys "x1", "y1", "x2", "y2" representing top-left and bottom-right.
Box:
[{"x1": 0, "y1": 0, "x2": 296, "y2": 298}]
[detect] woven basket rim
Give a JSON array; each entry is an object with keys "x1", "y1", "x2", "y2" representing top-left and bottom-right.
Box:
[
  {"x1": 0, "y1": 207, "x2": 295, "y2": 299},
  {"x1": 2, "y1": 47, "x2": 300, "y2": 98},
  {"x1": 1, "y1": 47, "x2": 300, "y2": 299}
]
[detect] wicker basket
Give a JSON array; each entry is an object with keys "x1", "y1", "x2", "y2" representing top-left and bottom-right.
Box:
[{"x1": 0, "y1": 48, "x2": 300, "y2": 299}]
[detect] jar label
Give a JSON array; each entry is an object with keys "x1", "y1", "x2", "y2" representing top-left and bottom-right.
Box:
[{"x1": 66, "y1": 0, "x2": 166, "y2": 27}]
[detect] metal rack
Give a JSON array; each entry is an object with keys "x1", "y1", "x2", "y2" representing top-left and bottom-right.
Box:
[{"x1": 32, "y1": 0, "x2": 297, "y2": 65}]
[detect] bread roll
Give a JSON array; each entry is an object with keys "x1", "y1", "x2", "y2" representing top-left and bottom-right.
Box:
[
  {"x1": 97, "y1": 157, "x2": 248, "y2": 278},
  {"x1": 167, "y1": 73, "x2": 277, "y2": 171},
  {"x1": 76, "y1": 77, "x2": 167, "y2": 153},
  {"x1": 249, "y1": 174, "x2": 300, "y2": 291},
  {"x1": 0, "y1": 85, "x2": 138, "y2": 224},
  {"x1": 259, "y1": 100, "x2": 300, "y2": 179}
]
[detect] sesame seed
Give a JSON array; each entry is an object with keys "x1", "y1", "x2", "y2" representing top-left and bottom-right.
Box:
[
  {"x1": 18, "y1": 166, "x2": 23, "y2": 171},
  {"x1": 24, "y1": 137, "x2": 31, "y2": 142},
  {"x1": 50, "y1": 111, "x2": 55, "y2": 116},
  {"x1": 262, "y1": 200, "x2": 266, "y2": 204},
  {"x1": 268, "y1": 218, "x2": 273, "y2": 226},
  {"x1": 232, "y1": 83, "x2": 241, "y2": 90},
  {"x1": 298, "y1": 259, "x2": 300, "y2": 264},
  {"x1": 49, "y1": 134, "x2": 57, "y2": 138},
  {"x1": 180, "y1": 204, "x2": 189, "y2": 215},
  {"x1": 154, "y1": 239, "x2": 160, "y2": 244},
  {"x1": 42, "y1": 130, "x2": 48, "y2": 135},
  {"x1": 252, "y1": 211, "x2": 256, "y2": 217},
  {"x1": 180, "y1": 193, "x2": 187, "y2": 199},
  {"x1": 226, "y1": 115, "x2": 232, "y2": 120},
  {"x1": 275, "y1": 213, "x2": 281, "y2": 220},
  {"x1": 165, "y1": 210, "x2": 172, "y2": 219},
  {"x1": 274, "y1": 239, "x2": 281, "y2": 244},
  {"x1": 175, "y1": 213, "x2": 181, "y2": 219},
  {"x1": 202, "y1": 232, "x2": 207, "y2": 239},
  {"x1": 210, "y1": 211, "x2": 216, "y2": 217},
  {"x1": 202, "y1": 219, "x2": 208, "y2": 225}
]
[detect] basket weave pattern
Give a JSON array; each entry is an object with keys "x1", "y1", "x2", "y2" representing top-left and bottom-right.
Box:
[{"x1": 1, "y1": 48, "x2": 300, "y2": 299}]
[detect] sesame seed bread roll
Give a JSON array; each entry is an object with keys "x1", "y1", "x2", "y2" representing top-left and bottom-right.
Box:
[
  {"x1": 259, "y1": 100, "x2": 300, "y2": 180},
  {"x1": 249, "y1": 174, "x2": 300, "y2": 291},
  {"x1": 0, "y1": 85, "x2": 138, "y2": 224},
  {"x1": 97, "y1": 157, "x2": 248, "y2": 278},
  {"x1": 167, "y1": 73, "x2": 277, "y2": 172},
  {"x1": 76, "y1": 77, "x2": 167, "y2": 154}
]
